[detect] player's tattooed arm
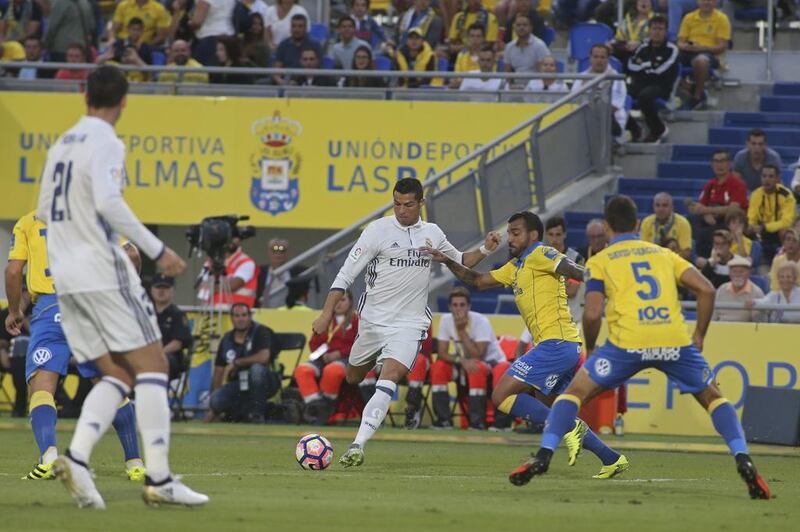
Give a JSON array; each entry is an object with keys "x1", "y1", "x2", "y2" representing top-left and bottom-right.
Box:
[
  {"x1": 555, "y1": 258, "x2": 585, "y2": 282},
  {"x1": 419, "y1": 247, "x2": 503, "y2": 291}
]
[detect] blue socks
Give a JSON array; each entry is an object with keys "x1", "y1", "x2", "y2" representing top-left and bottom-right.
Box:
[
  {"x1": 710, "y1": 400, "x2": 748, "y2": 456},
  {"x1": 30, "y1": 390, "x2": 58, "y2": 463},
  {"x1": 583, "y1": 430, "x2": 621, "y2": 465},
  {"x1": 112, "y1": 399, "x2": 142, "y2": 462},
  {"x1": 541, "y1": 396, "x2": 580, "y2": 451},
  {"x1": 505, "y1": 393, "x2": 551, "y2": 423}
]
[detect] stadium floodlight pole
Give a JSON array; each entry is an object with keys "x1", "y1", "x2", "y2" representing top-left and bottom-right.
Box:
[{"x1": 271, "y1": 72, "x2": 617, "y2": 281}]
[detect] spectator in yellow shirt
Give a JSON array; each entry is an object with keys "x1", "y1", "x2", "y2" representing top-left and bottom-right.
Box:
[
  {"x1": 640, "y1": 192, "x2": 692, "y2": 260},
  {"x1": 112, "y1": 0, "x2": 172, "y2": 46},
  {"x1": 157, "y1": 39, "x2": 210, "y2": 84},
  {"x1": 748, "y1": 165, "x2": 797, "y2": 263},
  {"x1": 769, "y1": 229, "x2": 800, "y2": 291},
  {"x1": 448, "y1": 0, "x2": 499, "y2": 56},
  {"x1": 450, "y1": 22, "x2": 486, "y2": 88},
  {"x1": 677, "y1": 0, "x2": 731, "y2": 109}
]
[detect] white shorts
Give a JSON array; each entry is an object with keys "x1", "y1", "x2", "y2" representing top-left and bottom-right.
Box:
[
  {"x1": 348, "y1": 320, "x2": 427, "y2": 370},
  {"x1": 58, "y1": 287, "x2": 162, "y2": 363}
]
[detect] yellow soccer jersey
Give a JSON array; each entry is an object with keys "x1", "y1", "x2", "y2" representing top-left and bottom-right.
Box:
[
  {"x1": 8, "y1": 210, "x2": 55, "y2": 301},
  {"x1": 490, "y1": 242, "x2": 581, "y2": 346},
  {"x1": 584, "y1": 234, "x2": 692, "y2": 349}
]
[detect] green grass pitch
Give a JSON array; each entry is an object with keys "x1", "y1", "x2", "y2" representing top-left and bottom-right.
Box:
[{"x1": 1, "y1": 421, "x2": 798, "y2": 532}]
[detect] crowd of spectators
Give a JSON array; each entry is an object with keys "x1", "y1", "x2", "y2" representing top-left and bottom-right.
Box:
[{"x1": 0, "y1": 0, "x2": 746, "y2": 115}]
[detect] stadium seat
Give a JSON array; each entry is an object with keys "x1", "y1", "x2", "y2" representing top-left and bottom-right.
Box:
[
  {"x1": 556, "y1": 59, "x2": 565, "y2": 73},
  {"x1": 274, "y1": 332, "x2": 307, "y2": 385},
  {"x1": 321, "y1": 56, "x2": 335, "y2": 69},
  {"x1": 657, "y1": 161, "x2": 711, "y2": 180},
  {"x1": 374, "y1": 55, "x2": 392, "y2": 71},
  {"x1": 617, "y1": 177, "x2": 706, "y2": 196},
  {"x1": 734, "y1": 8, "x2": 768, "y2": 21},
  {"x1": 310, "y1": 23, "x2": 329, "y2": 44},
  {"x1": 606, "y1": 194, "x2": 690, "y2": 216},
  {"x1": 671, "y1": 144, "x2": 800, "y2": 163},
  {"x1": 773, "y1": 83, "x2": 800, "y2": 96},
  {"x1": 760, "y1": 96, "x2": 800, "y2": 113},
  {"x1": 151, "y1": 51, "x2": 166, "y2": 66},
  {"x1": 708, "y1": 127, "x2": 800, "y2": 147},
  {"x1": 438, "y1": 56, "x2": 450, "y2": 72},
  {"x1": 724, "y1": 112, "x2": 800, "y2": 128},
  {"x1": 568, "y1": 23, "x2": 614, "y2": 62},
  {"x1": 542, "y1": 26, "x2": 556, "y2": 47},
  {"x1": 751, "y1": 274, "x2": 769, "y2": 294},
  {"x1": 750, "y1": 239, "x2": 762, "y2": 269}
]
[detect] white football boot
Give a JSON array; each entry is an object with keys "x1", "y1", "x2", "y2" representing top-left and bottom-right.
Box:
[
  {"x1": 142, "y1": 476, "x2": 209, "y2": 507},
  {"x1": 54, "y1": 454, "x2": 106, "y2": 510}
]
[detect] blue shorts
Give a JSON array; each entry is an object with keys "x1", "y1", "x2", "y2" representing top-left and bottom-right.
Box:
[
  {"x1": 25, "y1": 295, "x2": 95, "y2": 382},
  {"x1": 507, "y1": 340, "x2": 581, "y2": 396},
  {"x1": 586, "y1": 341, "x2": 714, "y2": 394}
]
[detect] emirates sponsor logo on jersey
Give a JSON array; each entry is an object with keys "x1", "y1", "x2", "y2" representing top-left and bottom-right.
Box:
[{"x1": 388, "y1": 249, "x2": 431, "y2": 268}]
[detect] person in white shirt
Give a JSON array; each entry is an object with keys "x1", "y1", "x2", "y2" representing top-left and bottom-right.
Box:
[
  {"x1": 34, "y1": 66, "x2": 207, "y2": 509},
  {"x1": 524, "y1": 56, "x2": 568, "y2": 93},
  {"x1": 312, "y1": 178, "x2": 501, "y2": 467},
  {"x1": 264, "y1": 0, "x2": 309, "y2": 49},
  {"x1": 747, "y1": 260, "x2": 800, "y2": 323},
  {"x1": 190, "y1": 0, "x2": 236, "y2": 65},
  {"x1": 430, "y1": 287, "x2": 511, "y2": 430},
  {"x1": 458, "y1": 44, "x2": 504, "y2": 92},
  {"x1": 571, "y1": 44, "x2": 627, "y2": 142}
]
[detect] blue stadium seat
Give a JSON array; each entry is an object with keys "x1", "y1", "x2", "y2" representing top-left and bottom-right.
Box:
[
  {"x1": 617, "y1": 177, "x2": 706, "y2": 196},
  {"x1": 671, "y1": 144, "x2": 800, "y2": 163},
  {"x1": 542, "y1": 26, "x2": 556, "y2": 47},
  {"x1": 568, "y1": 23, "x2": 614, "y2": 62},
  {"x1": 374, "y1": 55, "x2": 392, "y2": 71},
  {"x1": 708, "y1": 127, "x2": 800, "y2": 147},
  {"x1": 751, "y1": 274, "x2": 769, "y2": 294},
  {"x1": 734, "y1": 8, "x2": 768, "y2": 21},
  {"x1": 760, "y1": 96, "x2": 800, "y2": 113},
  {"x1": 773, "y1": 83, "x2": 800, "y2": 96},
  {"x1": 657, "y1": 161, "x2": 711, "y2": 180},
  {"x1": 310, "y1": 23, "x2": 329, "y2": 44},
  {"x1": 438, "y1": 56, "x2": 450, "y2": 72},
  {"x1": 607, "y1": 194, "x2": 690, "y2": 216},
  {"x1": 321, "y1": 56, "x2": 335, "y2": 69},
  {"x1": 556, "y1": 59, "x2": 565, "y2": 73},
  {"x1": 151, "y1": 51, "x2": 166, "y2": 66},
  {"x1": 750, "y1": 239, "x2": 762, "y2": 269},
  {"x1": 782, "y1": 169, "x2": 793, "y2": 187},
  {"x1": 724, "y1": 112, "x2": 800, "y2": 129}
]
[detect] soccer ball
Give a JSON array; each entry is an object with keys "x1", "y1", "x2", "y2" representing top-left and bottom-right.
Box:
[{"x1": 295, "y1": 434, "x2": 334, "y2": 470}]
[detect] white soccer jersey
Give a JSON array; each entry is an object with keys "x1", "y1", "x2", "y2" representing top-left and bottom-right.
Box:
[
  {"x1": 437, "y1": 311, "x2": 505, "y2": 365},
  {"x1": 331, "y1": 216, "x2": 463, "y2": 329},
  {"x1": 36, "y1": 116, "x2": 164, "y2": 294}
]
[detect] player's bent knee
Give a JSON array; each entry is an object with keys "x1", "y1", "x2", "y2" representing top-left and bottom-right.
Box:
[{"x1": 28, "y1": 370, "x2": 59, "y2": 393}]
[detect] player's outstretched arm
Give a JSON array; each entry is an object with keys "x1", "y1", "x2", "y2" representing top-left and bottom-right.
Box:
[
  {"x1": 680, "y1": 267, "x2": 716, "y2": 350},
  {"x1": 420, "y1": 247, "x2": 503, "y2": 291},
  {"x1": 555, "y1": 257, "x2": 585, "y2": 282}
]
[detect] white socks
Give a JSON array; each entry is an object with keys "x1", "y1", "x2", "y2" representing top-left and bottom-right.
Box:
[
  {"x1": 135, "y1": 372, "x2": 172, "y2": 484},
  {"x1": 354, "y1": 379, "x2": 396, "y2": 448},
  {"x1": 69, "y1": 376, "x2": 130, "y2": 464}
]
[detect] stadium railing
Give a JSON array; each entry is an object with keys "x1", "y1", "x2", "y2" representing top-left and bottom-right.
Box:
[{"x1": 258, "y1": 73, "x2": 620, "y2": 308}]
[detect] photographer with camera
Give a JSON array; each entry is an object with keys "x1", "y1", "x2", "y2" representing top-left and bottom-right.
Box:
[
  {"x1": 205, "y1": 303, "x2": 281, "y2": 424},
  {"x1": 191, "y1": 216, "x2": 258, "y2": 308}
]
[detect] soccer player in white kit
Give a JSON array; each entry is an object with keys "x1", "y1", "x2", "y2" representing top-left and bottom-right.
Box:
[
  {"x1": 35, "y1": 66, "x2": 208, "y2": 509},
  {"x1": 312, "y1": 178, "x2": 500, "y2": 467}
]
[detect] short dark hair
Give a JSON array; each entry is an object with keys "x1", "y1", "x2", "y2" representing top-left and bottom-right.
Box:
[
  {"x1": 467, "y1": 23, "x2": 486, "y2": 36},
  {"x1": 604, "y1": 195, "x2": 638, "y2": 233},
  {"x1": 545, "y1": 216, "x2": 566, "y2": 232},
  {"x1": 230, "y1": 302, "x2": 251, "y2": 316},
  {"x1": 724, "y1": 208, "x2": 747, "y2": 226},
  {"x1": 508, "y1": 211, "x2": 544, "y2": 239},
  {"x1": 86, "y1": 65, "x2": 129, "y2": 109},
  {"x1": 448, "y1": 286, "x2": 471, "y2": 305},
  {"x1": 649, "y1": 14, "x2": 667, "y2": 27},
  {"x1": 23, "y1": 35, "x2": 41, "y2": 45},
  {"x1": 479, "y1": 43, "x2": 494, "y2": 54},
  {"x1": 300, "y1": 44, "x2": 320, "y2": 59},
  {"x1": 590, "y1": 43, "x2": 611, "y2": 56},
  {"x1": 128, "y1": 17, "x2": 144, "y2": 28},
  {"x1": 762, "y1": 164, "x2": 780, "y2": 176},
  {"x1": 291, "y1": 13, "x2": 308, "y2": 24},
  {"x1": 711, "y1": 149, "x2": 730, "y2": 161},
  {"x1": 338, "y1": 16, "x2": 355, "y2": 28},
  {"x1": 747, "y1": 128, "x2": 766, "y2": 141},
  {"x1": 393, "y1": 178, "x2": 423, "y2": 200}
]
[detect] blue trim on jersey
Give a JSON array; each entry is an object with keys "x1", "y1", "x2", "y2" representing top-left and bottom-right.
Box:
[
  {"x1": 609, "y1": 233, "x2": 640, "y2": 245},
  {"x1": 515, "y1": 241, "x2": 542, "y2": 267},
  {"x1": 585, "y1": 279, "x2": 605, "y2": 294}
]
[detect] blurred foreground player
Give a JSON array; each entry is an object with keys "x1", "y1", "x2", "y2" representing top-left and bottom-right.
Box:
[
  {"x1": 35, "y1": 65, "x2": 207, "y2": 508},
  {"x1": 5, "y1": 212, "x2": 144, "y2": 482},
  {"x1": 517, "y1": 196, "x2": 770, "y2": 500},
  {"x1": 423, "y1": 212, "x2": 626, "y2": 478},
  {"x1": 312, "y1": 178, "x2": 500, "y2": 467}
]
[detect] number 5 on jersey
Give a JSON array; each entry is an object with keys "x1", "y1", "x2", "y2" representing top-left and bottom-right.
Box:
[{"x1": 631, "y1": 261, "x2": 660, "y2": 300}]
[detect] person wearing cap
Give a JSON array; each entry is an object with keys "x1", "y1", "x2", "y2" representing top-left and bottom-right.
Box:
[
  {"x1": 394, "y1": 26, "x2": 442, "y2": 88},
  {"x1": 713, "y1": 256, "x2": 765, "y2": 323},
  {"x1": 256, "y1": 237, "x2": 307, "y2": 308},
  {"x1": 151, "y1": 274, "x2": 193, "y2": 379}
]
